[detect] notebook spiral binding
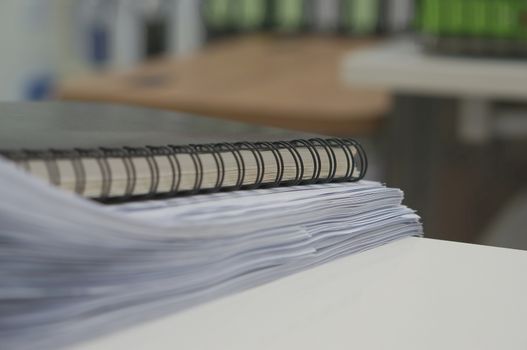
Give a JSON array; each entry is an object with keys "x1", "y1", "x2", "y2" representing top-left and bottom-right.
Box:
[{"x1": 3, "y1": 138, "x2": 367, "y2": 201}]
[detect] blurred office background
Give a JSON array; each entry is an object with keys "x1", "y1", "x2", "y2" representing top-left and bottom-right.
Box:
[{"x1": 0, "y1": 0, "x2": 526, "y2": 249}]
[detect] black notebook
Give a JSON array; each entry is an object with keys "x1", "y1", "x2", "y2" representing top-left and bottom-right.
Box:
[{"x1": 0, "y1": 102, "x2": 367, "y2": 200}]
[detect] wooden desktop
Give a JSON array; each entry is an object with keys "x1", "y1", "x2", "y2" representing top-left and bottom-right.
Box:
[{"x1": 58, "y1": 35, "x2": 389, "y2": 136}]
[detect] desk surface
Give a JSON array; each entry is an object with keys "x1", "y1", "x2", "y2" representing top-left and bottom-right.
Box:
[
  {"x1": 343, "y1": 40, "x2": 527, "y2": 101},
  {"x1": 73, "y1": 237, "x2": 527, "y2": 350},
  {"x1": 59, "y1": 35, "x2": 389, "y2": 136}
]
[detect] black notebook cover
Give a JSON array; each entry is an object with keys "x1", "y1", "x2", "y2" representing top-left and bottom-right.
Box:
[{"x1": 0, "y1": 102, "x2": 366, "y2": 201}]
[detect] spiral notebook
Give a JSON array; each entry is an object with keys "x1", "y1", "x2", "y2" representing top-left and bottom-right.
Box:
[{"x1": 0, "y1": 102, "x2": 366, "y2": 201}]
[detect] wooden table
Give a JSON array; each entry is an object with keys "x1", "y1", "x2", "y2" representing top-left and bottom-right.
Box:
[{"x1": 58, "y1": 35, "x2": 389, "y2": 136}]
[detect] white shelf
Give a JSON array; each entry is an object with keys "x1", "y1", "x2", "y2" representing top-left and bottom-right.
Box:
[
  {"x1": 73, "y1": 237, "x2": 527, "y2": 350},
  {"x1": 342, "y1": 40, "x2": 527, "y2": 101}
]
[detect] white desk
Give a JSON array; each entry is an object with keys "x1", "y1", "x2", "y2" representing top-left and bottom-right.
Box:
[
  {"x1": 342, "y1": 39, "x2": 527, "y2": 142},
  {"x1": 73, "y1": 237, "x2": 527, "y2": 350},
  {"x1": 342, "y1": 40, "x2": 527, "y2": 101},
  {"x1": 342, "y1": 39, "x2": 527, "y2": 245}
]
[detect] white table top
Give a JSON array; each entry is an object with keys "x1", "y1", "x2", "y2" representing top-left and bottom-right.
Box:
[
  {"x1": 342, "y1": 40, "x2": 527, "y2": 101},
  {"x1": 73, "y1": 237, "x2": 527, "y2": 350}
]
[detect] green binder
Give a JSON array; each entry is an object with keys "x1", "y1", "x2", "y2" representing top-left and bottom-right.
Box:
[
  {"x1": 493, "y1": 0, "x2": 514, "y2": 38},
  {"x1": 203, "y1": 0, "x2": 232, "y2": 31},
  {"x1": 442, "y1": 0, "x2": 465, "y2": 35},
  {"x1": 465, "y1": 0, "x2": 487, "y2": 36},
  {"x1": 342, "y1": 0, "x2": 380, "y2": 35},
  {"x1": 274, "y1": 0, "x2": 305, "y2": 32},
  {"x1": 420, "y1": 0, "x2": 440, "y2": 34},
  {"x1": 417, "y1": 0, "x2": 527, "y2": 39},
  {"x1": 235, "y1": 0, "x2": 267, "y2": 31},
  {"x1": 513, "y1": 0, "x2": 527, "y2": 39}
]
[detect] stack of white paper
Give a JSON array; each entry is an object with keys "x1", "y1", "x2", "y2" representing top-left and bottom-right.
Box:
[{"x1": 0, "y1": 158, "x2": 422, "y2": 350}]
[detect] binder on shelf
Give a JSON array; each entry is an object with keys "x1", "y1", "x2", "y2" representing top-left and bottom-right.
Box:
[
  {"x1": 416, "y1": 0, "x2": 527, "y2": 56},
  {"x1": 234, "y1": 0, "x2": 267, "y2": 32},
  {"x1": 313, "y1": 0, "x2": 340, "y2": 32},
  {"x1": 170, "y1": 0, "x2": 205, "y2": 56},
  {"x1": 202, "y1": 0, "x2": 233, "y2": 37},
  {"x1": 341, "y1": 0, "x2": 381, "y2": 36},
  {"x1": 387, "y1": 0, "x2": 414, "y2": 33},
  {"x1": 271, "y1": 0, "x2": 313, "y2": 33}
]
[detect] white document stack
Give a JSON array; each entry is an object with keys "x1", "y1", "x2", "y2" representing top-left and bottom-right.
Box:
[{"x1": 0, "y1": 158, "x2": 423, "y2": 350}]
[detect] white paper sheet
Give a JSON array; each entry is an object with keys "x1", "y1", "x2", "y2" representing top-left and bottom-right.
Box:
[{"x1": 0, "y1": 158, "x2": 422, "y2": 350}]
